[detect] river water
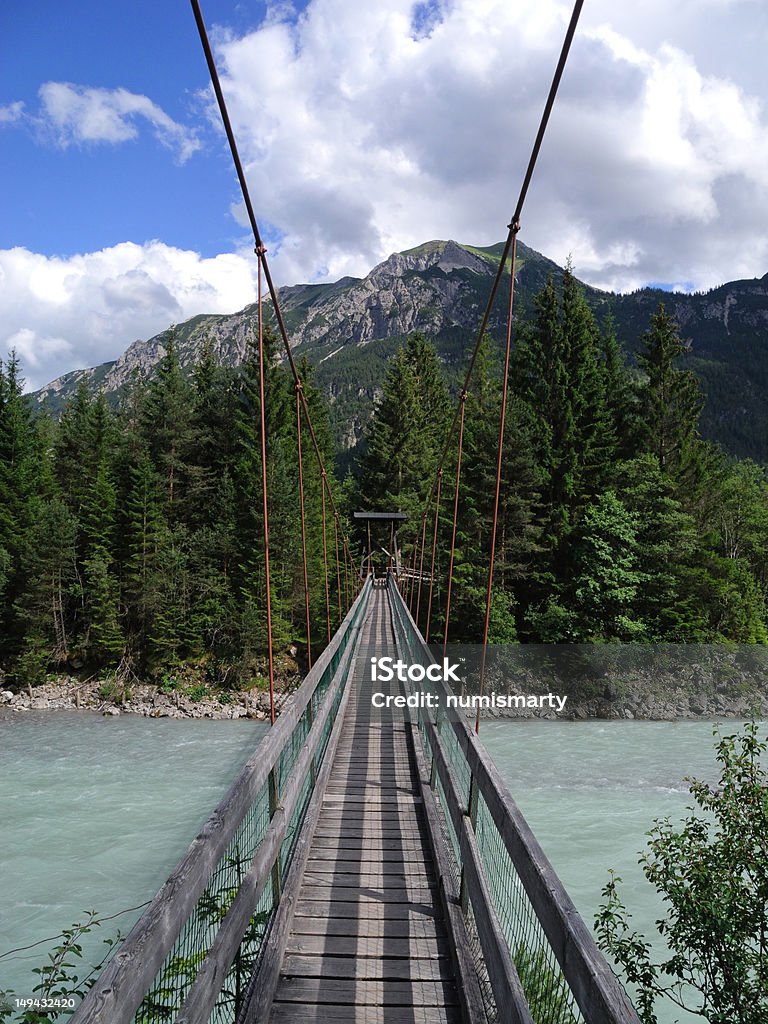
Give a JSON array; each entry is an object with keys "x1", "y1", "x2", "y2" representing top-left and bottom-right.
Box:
[{"x1": 0, "y1": 711, "x2": 745, "y2": 1020}]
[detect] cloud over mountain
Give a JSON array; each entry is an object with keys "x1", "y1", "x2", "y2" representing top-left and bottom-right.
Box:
[{"x1": 0, "y1": 243, "x2": 256, "y2": 390}]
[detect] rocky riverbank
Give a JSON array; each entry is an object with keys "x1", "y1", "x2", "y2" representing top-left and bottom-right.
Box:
[
  {"x1": 2, "y1": 673, "x2": 766, "y2": 722},
  {"x1": 448, "y1": 644, "x2": 768, "y2": 721},
  {"x1": 0, "y1": 677, "x2": 293, "y2": 720},
  {"x1": 565, "y1": 684, "x2": 768, "y2": 720}
]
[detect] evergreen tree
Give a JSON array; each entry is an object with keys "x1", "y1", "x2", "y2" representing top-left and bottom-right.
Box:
[
  {"x1": 141, "y1": 330, "x2": 194, "y2": 519},
  {"x1": 618, "y1": 455, "x2": 707, "y2": 641},
  {"x1": 0, "y1": 354, "x2": 43, "y2": 660},
  {"x1": 14, "y1": 498, "x2": 80, "y2": 678},
  {"x1": 513, "y1": 268, "x2": 615, "y2": 539},
  {"x1": 636, "y1": 304, "x2": 704, "y2": 480},
  {"x1": 360, "y1": 333, "x2": 449, "y2": 527},
  {"x1": 570, "y1": 491, "x2": 646, "y2": 641}
]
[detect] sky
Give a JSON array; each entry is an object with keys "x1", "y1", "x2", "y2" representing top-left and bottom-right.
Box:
[{"x1": 2, "y1": 0, "x2": 768, "y2": 390}]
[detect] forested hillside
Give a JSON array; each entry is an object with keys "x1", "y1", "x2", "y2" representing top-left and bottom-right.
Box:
[
  {"x1": 0, "y1": 335, "x2": 347, "y2": 687},
  {"x1": 358, "y1": 269, "x2": 768, "y2": 645},
  {"x1": 33, "y1": 240, "x2": 768, "y2": 468},
  {"x1": 2, "y1": 268, "x2": 768, "y2": 689}
]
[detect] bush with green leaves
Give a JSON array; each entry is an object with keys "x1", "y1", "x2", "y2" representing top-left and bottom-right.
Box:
[
  {"x1": 595, "y1": 721, "x2": 768, "y2": 1024},
  {"x1": 0, "y1": 910, "x2": 121, "y2": 1024}
]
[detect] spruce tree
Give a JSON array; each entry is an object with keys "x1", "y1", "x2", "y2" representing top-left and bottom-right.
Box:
[
  {"x1": 360, "y1": 332, "x2": 449, "y2": 538},
  {"x1": 0, "y1": 354, "x2": 43, "y2": 660},
  {"x1": 636, "y1": 303, "x2": 704, "y2": 480}
]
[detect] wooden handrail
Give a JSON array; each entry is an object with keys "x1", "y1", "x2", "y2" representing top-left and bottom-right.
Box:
[
  {"x1": 71, "y1": 578, "x2": 372, "y2": 1024},
  {"x1": 175, "y1": 619, "x2": 362, "y2": 1024},
  {"x1": 387, "y1": 580, "x2": 641, "y2": 1024}
]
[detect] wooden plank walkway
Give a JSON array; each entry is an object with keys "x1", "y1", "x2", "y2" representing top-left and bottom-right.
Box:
[{"x1": 267, "y1": 584, "x2": 463, "y2": 1024}]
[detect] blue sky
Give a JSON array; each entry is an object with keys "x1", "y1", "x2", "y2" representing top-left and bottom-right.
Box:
[
  {"x1": 2, "y1": 0, "x2": 768, "y2": 389},
  {"x1": 0, "y1": 0, "x2": 268, "y2": 258}
]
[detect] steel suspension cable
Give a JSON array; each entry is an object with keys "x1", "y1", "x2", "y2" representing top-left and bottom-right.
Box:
[
  {"x1": 413, "y1": 0, "x2": 585, "y2": 622},
  {"x1": 476, "y1": 230, "x2": 518, "y2": 732},
  {"x1": 443, "y1": 392, "x2": 467, "y2": 653},
  {"x1": 295, "y1": 384, "x2": 312, "y2": 669},
  {"x1": 405, "y1": 546, "x2": 417, "y2": 608},
  {"x1": 320, "y1": 472, "x2": 331, "y2": 644},
  {"x1": 333, "y1": 511, "x2": 342, "y2": 626},
  {"x1": 256, "y1": 255, "x2": 276, "y2": 725},
  {"x1": 415, "y1": 510, "x2": 429, "y2": 629},
  {"x1": 425, "y1": 468, "x2": 443, "y2": 643},
  {"x1": 190, "y1": 0, "x2": 357, "y2": 582}
]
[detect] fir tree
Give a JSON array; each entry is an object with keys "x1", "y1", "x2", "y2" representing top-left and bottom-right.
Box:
[{"x1": 636, "y1": 304, "x2": 704, "y2": 480}]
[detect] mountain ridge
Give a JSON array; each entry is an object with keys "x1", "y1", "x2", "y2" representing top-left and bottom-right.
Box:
[{"x1": 33, "y1": 238, "x2": 768, "y2": 463}]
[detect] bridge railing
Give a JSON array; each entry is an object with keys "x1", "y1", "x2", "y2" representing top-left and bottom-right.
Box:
[
  {"x1": 388, "y1": 579, "x2": 640, "y2": 1024},
  {"x1": 72, "y1": 577, "x2": 372, "y2": 1024}
]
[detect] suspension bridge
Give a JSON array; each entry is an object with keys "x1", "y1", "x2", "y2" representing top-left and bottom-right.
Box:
[
  {"x1": 71, "y1": 576, "x2": 639, "y2": 1024},
  {"x1": 69, "y1": 0, "x2": 644, "y2": 1020}
]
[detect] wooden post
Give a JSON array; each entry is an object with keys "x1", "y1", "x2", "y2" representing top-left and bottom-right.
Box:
[
  {"x1": 268, "y1": 770, "x2": 282, "y2": 904},
  {"x1": 460, "y1": 776, "x2": 479, "y2": 913}
]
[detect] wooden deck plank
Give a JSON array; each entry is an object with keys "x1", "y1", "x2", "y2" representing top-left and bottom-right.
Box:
[
  {"x1": 273, "y1": 978, "x2": 459, "y2": 1006},
  {"x1": 311, "y1": 828, "x2": 427, "y2": 840},
  {"x1": 310, "y1": 835, "x2": 429, "y2": 851},
  {"x1": 295, "y1": 899, "x2": 442, "y2": 920},
  {"x1": 290, "y1": 917, "x2": 448, "y2": 937},
  {"x1": 282, "y1": 954, "x2": 454, "y2": 981},
  {"x1": 269, "y1": 1003, "x2": 462, "y2": 1024},
  {"x1": 265, "y1": 587, "x2": 462, "y2": 1024},
  {"x1": 302, "y1": 871, "x2": 435, "y2": 888},
  {"x1": 317, "y1": 809, "x2": 422, "y2": 823},
  {"x1": 299, "y1": 889, "x2": 436, "y2": 906},
  {"x1": 305, "y1": 858, "x2": 435, "y2": 875},
  {"x1": 285, "y1": 935, "x2": 450, "y2": 959}
]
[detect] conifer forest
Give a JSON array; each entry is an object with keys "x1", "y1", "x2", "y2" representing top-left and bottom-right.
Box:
[{"x1": 2, "y1": 267, "x2": 768, "y2": 689}]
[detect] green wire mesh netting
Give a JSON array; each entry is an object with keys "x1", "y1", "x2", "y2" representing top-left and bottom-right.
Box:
[
  {"x1": 132, "y1": 583, "x2": 369, "y2": 1024},
  {"x1": 389, "y1": 582, "x2": 584, "y2": 1024}
]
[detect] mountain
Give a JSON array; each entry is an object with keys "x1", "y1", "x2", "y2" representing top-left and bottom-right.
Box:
[{"x1": 34, "y1": 239, "x2": 768, "y2": 465}]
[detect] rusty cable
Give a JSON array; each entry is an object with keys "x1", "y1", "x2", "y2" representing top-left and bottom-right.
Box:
[
  {"x1": 320, "y1": 471, "x2": 331, "y2": 643},
  {"x1": 256, "y1": 254, "x2": 276, "y2": 725},
  {"x1": 475, "y1": 230, "x2": 519, "y2": 732},
  {"x1": 425, "y1": 469, "x2": 443, "y2": 643},
  {"x1": 295, "y1": 385, "x2": 312, "y2": 669},
  {"x1": 333, "y1": 511, "x2": 342, "y2": 626},
  {"x1": 190, "y1": 0, "x2": 356, "y2": 580},
  {"x1": 443, "y1": 392, "x2": 467, "y2": 653},
  {"x1": 413, "y1": 0, "x2": 584, "y2": 580},
  {"x1": 415, "y1": 510, "x2": 429, "y2": 629}
]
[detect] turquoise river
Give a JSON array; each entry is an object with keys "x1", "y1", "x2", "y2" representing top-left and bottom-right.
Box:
[{"x1": 1, "y1": 710, "x2": 750, "y2": 1022}]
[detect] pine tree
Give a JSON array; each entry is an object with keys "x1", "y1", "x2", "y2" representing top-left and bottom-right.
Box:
[
  {"x1": 360, "y1": 332, "x2": 450, "y2": 552},
  {"x1": 141, "y1": 330, "x2": 194, "y2": 519},
  {"x1": 15, "y1": 498, "x2": 80, "y2": 677},
  {"x1": 0, "y1": 353, "x2": 44, "y2": 661},
  {"x1": 123, "y1": 446, "x2": 166, "y2": 658},
  {"x1": 570, "y1": 490, "x2": 646, "y2": 641},
  {"x1": 232, "y1": 327, "x2": 293, "y2": 656},
  {"x1": 513, "y1": 269, "x2": 615, "y2": 539},
  {"x1": 636, "y1": 304, "x2": 704, "y2": 480},
  {"x1": 617, "y1": 454, "x2": 707, "y2": 641}
]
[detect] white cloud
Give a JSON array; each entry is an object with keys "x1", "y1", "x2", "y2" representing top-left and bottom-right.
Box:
[
  {"x1": 37, "y1": 82, "x2": 201, "y2": 163},
  {"x1": 0, "y1": 243, "x2": 257, "y2": 390},
  {"x1": 4, "y1": 0, "x2": 768, "y2": 393},
  {"x1": 196, "y1": 0, "x2": 768, "y2": 293},
  {"x1": 0, "y1": 101, "x2": 24, "y2": 125}
]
